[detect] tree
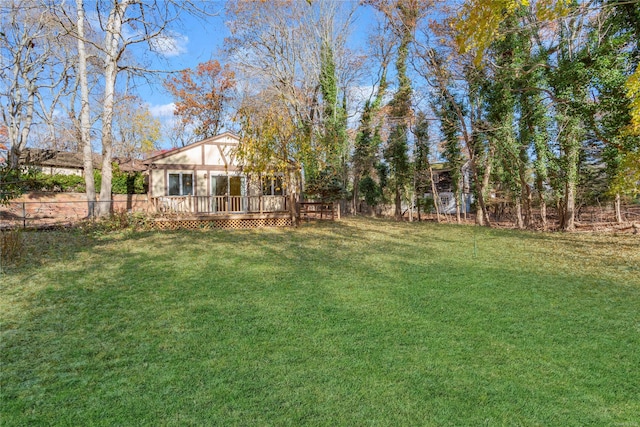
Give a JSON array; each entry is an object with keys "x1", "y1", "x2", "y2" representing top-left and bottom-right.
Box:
[
  {"x1": 226, "y1": 0, "x2": 357, "y2": 195},
  {"x1": 351, "y1": 18, "x2": 393, "y2": 214},
  {"x1": 452, "y1": 0, "x2": 571, "y2": 65},
  {"x1": 0, "y1": 0, "x2": 73, "y2": 168},
  {"x1": 164, "y1": 60, "x2": 236, "y2": 140},
  {"x1": 236, "y1": 90, "x2": 306, "y2": 225},
  {"x1": 64, "y1": 0, "x2": 216, "y2": 217},
  {"x1": 112, "y1": 95, "x2": 161, "y2": 159},
  {"x1": 483, "y1": 13, "x2": 531, "y2": 228},
  {"x1": 369, "y1": 0, "x2": 424, "y2": 220},
  {"x1": 435, "y1": 93, "x2": 465, "y2": 223},
  {"x1": 76, "y1": 0, "x2": 96, "y2": 217},
  {"x1": 412, "y1": 111, "x2": 435, "y2": 221}
]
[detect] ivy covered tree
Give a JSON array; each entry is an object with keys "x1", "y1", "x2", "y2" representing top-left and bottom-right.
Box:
[
  {"x1": 374, "y1": 0, "x2": 420, "y2": 220},
  {"x1": 412, "y1": 111, "x2": 432, "y2": 220}
]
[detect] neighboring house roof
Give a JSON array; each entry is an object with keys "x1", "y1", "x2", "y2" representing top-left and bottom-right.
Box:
[
  {"x1": 113, "y1": 157, "x2": 148, "y2": 172},
  {"x1": 144, "y1": 131, "x2": 240, "y2": 163},
  {"x1": 19, "y1": 148, "x2": 147, "y2": 172},
  {"x1": 20, "y1": 148, "x2": 101, "y2": 170}
]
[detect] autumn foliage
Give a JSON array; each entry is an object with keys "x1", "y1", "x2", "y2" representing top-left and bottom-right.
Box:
[{"x1": 164, "y1": 60, "x2": 236, "y2": 139}]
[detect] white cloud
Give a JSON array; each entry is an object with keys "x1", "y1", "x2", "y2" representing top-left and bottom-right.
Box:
[
  {"x1": 150, "y1": 32, "x2": 189, "y2": 57},
  {"x1": 149, "y1": 103, "x2": 176, "y2": 118}
]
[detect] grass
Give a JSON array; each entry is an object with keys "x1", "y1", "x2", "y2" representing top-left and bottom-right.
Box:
[{"x1": 1, "y1": 217, "x2": 639, "y2": 426}]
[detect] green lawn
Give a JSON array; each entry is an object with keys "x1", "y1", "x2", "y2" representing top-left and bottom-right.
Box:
[{"x1": 1, "y1": 218, "x2": 639, "y2": 426}]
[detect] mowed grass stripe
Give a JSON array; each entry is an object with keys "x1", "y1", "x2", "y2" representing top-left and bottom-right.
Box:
[{"x1": 1, "y1": 217, "x2": 639, "y2": 426}]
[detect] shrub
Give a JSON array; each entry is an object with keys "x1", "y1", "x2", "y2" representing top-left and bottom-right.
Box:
[
  {"x1": 1, "y1": 230, "x2": 24, "y2": 267},
  {"x1": 78, "y1": 210, "x2": 149, "y2": 234},
  {"x1": 359, "y1": 176, "x2": 383, "y2": 207},
  {"x1": 0, "y1": 166, "x2": 33, "y2": 204},
  {"x1": 304, "y1": 167, "x2": 347, "y2": 201},
  {"x1": 21, "y1": 166, "x2": 146, "y2": 195},
  {"x1": 111, "y1": 164, "x2": 146, "y2": 194},
  {"x1": 25, "y1": 171, "x2": 87, "y2": 192}
]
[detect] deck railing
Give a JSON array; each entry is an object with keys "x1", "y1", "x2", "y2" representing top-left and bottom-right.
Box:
[
  {"x1": 300, "y1": 201, "x2": 340, "y2": 220},
  {"x1": 152, "y1": 195, "x2": 288, "y2": 215}
]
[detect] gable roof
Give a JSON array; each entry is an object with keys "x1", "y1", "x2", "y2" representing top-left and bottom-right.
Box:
[{"x1": 144, "y1": 132, "x2": 240, "y2": 163}]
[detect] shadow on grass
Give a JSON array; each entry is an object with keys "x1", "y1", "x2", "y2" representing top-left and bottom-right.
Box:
[{"x1": 2, "y1": 218, "x2": 640, "y2": 425}]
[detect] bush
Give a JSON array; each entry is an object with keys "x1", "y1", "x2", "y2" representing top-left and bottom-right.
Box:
[
  {"x1": 359, "y1": 176, "x2": 383, "y2": 207},
  {"x1": 77, "y1": 210, "x2": 149, "y2": 234},
  {"x1": 111, "y1": 164, "x2": 146, "y2": 194},
  {"x1": 0, "y1": 166, "x2": 32, "y2": 204},
  {"x1": 304, "y1": 168, "x2": 347, "y2": 202},
  {"x1": 1, "y1": 230, "x2": 24, "y2": 267},
  {"x1": 23, "y1": 165, "x2": 146, "y2": 195}
]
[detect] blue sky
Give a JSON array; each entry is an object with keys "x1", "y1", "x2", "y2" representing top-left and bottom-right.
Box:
[
  {"x1": 137, "y1": 9, "x2": 232, "y2": 122},
  {"x1": 136, "y1": 2, "x2": 376, "y2": 148}
]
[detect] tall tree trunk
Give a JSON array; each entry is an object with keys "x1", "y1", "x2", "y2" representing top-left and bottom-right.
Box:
[
  {"x1": 288, "y1": 168, "x2": 299, "y2": 226},
  {"x1": 615, "y1": 193, "x2": 623, "y2": 223},
  {"x1": 455, "y1": 186, "x2": 461, "y2": 224},
  {"x1": 428, "y1": 164, "x2": 442, "y2": 223},
  {"x1": 537, "y1": 176, "x2": 547, "y2": 230},
  {"x1": 352, "y1": 174, "x2": 360, "y2": 215},
  {"x1": 394, "y1": 185, "x2": 402, "y2": 221},
  {"x1": 8, "y1": 80, "x2": 36, "y2": 169},
  {"x1": 472, "y1": 153, "x2": 493, "y2": 227},
  {"x1": 96, "y1": 0, "x2": 131, "y2": 217},
  {"x1": 561, "y1": 132, "x2": 579, "y2": 231},
  {"x1": 515, "y1": 198, "x2": 524, "y2": 229},
  {"x1": 76, "y1": 0, "x2": 96, "y2": 217},
  {"x1": 563, "y1": 180, "x2": 576, "y2": 231},
  {"x1": 519, "y1": 163, "x2": 532, "y2": 228}
]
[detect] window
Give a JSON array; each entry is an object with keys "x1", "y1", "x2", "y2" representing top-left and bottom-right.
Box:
[
  {"x1": 168, "y1": 172, "x2": 193, "y2": 196},
  {"x1": 262, "y1": 176, "x2": 284, "y2": 196},
  {"x1": 213, "y1": 176, "x2": 245, "y2": 197}
]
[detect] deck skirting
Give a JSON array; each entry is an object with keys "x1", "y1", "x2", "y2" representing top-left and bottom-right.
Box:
[{"x1": 150, "y1": 213, "x2": 292, "y2": 230}]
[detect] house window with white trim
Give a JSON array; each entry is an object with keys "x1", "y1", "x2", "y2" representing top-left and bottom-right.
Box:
[{"x1": 168, "y1": 172, "x2": 193, "y2": 196}]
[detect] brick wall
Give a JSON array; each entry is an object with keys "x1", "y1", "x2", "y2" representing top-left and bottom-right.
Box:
[{"x1": 0, "y1": 192, "x2": 152, "y2": 229}]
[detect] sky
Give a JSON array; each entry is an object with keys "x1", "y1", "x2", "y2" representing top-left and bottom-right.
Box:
[
  {"x1": 137, "y1": 8, "x2": 232, "y2": 126},
  {"x1": 134, "y1": 2, "x2": 376, "y2": 149}
]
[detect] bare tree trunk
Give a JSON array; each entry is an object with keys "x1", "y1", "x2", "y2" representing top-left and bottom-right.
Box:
[
  {"x1": 521, "y1": 182, "x2": 532, "y2": 228},
  {"x1": 615, "y1": 193, "x2": 623, "y2": 223},
  {"x1": 475, "y1": 152, "x2": 493, "y2": 227},
  {"x1": 455, "y1": 189, "x2": 461, "y2": 224},
  {"x1": 288, "y1": 168, "x2": 299, "y2": 226},
  {"x1": 476, "y1": 200, "x2": 485, "y2": 226},
  {"x1": 352, "y1": 174, "x2": 360, "y2": 215},
  {"x1": 76, "y1": 0, "x2": 96, "y2": 217},
  {"x1": 96, "y1": 0, "x2": 132, "y2": 217},
  {"x1": 428, "y1": 164, "x2": 441, "y2": 223}
]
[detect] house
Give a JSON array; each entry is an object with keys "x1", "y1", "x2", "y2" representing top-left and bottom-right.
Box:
[
  {"x1": 146, "y1": 132, "x2": 291, "y2": 218},
  {"x1": 19, "y1": 148, "x2": 100, "y2": 176},
  {"x1": 19, "y1": 148, "x2": 147, "y2": 175},
  {"x1": 423, "y1": 161, "x2": 473, "y2": 214}
]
